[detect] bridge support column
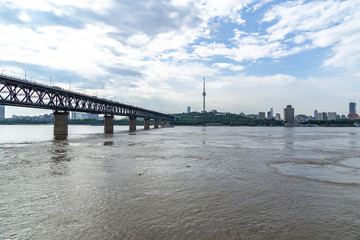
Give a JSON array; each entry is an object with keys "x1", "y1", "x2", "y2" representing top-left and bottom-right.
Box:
[
  {"x1": 53, "y1": 111, "x2": 68, "y2": 136},
  {"x1": 154, "y1": 119, "x2": 159, "y2": 129},
  {"x1": 161, "y1": 120, "x2": 166, "y2": 127},
  {"x1": 144, "y1": 118, "x2": 150, "y2": 130},
  {"x1": 129, "y1": 117, "x2": 136, "y2": 131},
  {"x1": 104, "y1": 115, "x2": 114, "y2": 133},
  {"x1": 166, "y1": 121, "x2": 170, "y2": 126}
]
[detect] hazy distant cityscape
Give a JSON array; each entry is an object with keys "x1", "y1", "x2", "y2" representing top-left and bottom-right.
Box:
[{"x1": 1, "y1": 100, "x2": 358, "y2": 125}]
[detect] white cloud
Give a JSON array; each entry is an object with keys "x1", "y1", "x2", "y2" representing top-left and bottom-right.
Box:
[
  {"x1": 1, "y1": 0, "x2": 360, "y2": 115},
  {"x1": 213, "y1": 63, "x2": 244, "y2": 71},
  {"x1": 261, "y1": 0, "x2": 360, "y2": 75},
  {"x1": 18, "y1": 12, "x2": 31, "y2": 22},
  {"x1": 0, "y1": 23, "x2": 122, "y2": 77},
  {"x1": 6, "y1": 0, "x2": 114, "y2": 13}
]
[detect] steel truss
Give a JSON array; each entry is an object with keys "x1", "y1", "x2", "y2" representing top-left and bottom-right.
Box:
[{"x1": 0, "y1": 75, "x2": 174, "y2": 121}]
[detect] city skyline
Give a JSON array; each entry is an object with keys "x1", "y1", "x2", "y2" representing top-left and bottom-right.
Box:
[{"x1": 1, "y1": 0, "x2": 360, "y2": 117}]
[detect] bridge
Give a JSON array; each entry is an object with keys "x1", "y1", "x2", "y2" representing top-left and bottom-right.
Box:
[{"x1": 0, "y1": 74, "x2": 174, "y2": 136}]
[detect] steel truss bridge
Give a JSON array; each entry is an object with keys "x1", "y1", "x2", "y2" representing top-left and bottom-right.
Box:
[{"x1": 0, "y1": 74, "x2": 174, "y2": 121}]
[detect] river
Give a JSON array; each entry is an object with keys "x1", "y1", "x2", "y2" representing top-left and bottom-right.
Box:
[{"x1": 0, "y1": 125, "x2": 360, "y2": 239}]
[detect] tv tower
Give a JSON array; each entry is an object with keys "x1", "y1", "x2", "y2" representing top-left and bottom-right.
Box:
[{"x1": 202, "y1": 77, "x2": 206, "y2": 113}]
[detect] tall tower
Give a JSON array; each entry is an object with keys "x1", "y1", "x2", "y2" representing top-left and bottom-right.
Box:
[
  {"x1": 202, "y1": 77, "x2": 206, "y2": 113},
  {"x1": 283, "y1": 105, "x2": 295, "y2": 123},
  {"x1": 347, "y1": 101, "x2": 359, "y2": 119},
  {"x1": 349, "y1": 101, "x2": 356, "y2": 114}
]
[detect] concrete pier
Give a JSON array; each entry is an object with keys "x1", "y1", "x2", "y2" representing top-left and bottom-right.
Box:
[
  {"x1": 161, "y1": 120, "x2": 166, "y2": 127},
  {"x1": 154, "y1": 119, "x2": 159, "y2": 129},
  {"x1": 129, "y1": 117, "x2": 137, "y2": 131},
  {"x1": 53, "y1": 111, "x2": 68, "y2": 136},
  {"x1": 144, "y1": 118, "x2": 150, "y2": 130},
  {"x1": 104, "y1": 115, "x2": 114, "y2": 133}
]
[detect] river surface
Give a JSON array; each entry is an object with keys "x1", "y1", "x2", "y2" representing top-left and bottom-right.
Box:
[{"x1": 0, "y1": 125, "x2": 360, "y2": 239}]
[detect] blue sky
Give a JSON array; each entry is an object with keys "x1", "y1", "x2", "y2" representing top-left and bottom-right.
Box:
[{"x1": 1, "y1": 0, "x2": 360, "y2": 117}]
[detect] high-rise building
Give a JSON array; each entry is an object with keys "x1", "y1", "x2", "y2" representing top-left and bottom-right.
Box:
[
  {"x1": 187, "y1": 106, "x2": 191, "y2": 113},
  {"x1": 314, "y1": 109, "x2": 318, "y2": 119},
  {"x1": 328, "y1": 112, "x2": 337, "y2": 120},
  {"x1": 275, "y1": 113, "x2": 281, "y2": 121},
  {"x1": 347, "y1": 101, "x2": 360, "y2": 119},
  {"x1": 0, "y1": 105, "x2": 5, "y2": 119},
  {"x1": 202, "y1": 77, "x2": 206, "y2": 113},
  {"x1": 258, "y1": 112, "x2": 266, "y2": 120},
  {"x1": 317, "y1": 112, "x2": 328, "y2": 120},
  {"x1": 349, "y1": 101, "x2": 356, "y2": 114},
  {"x1": 270, "y1": 107, "x2": 273, "y2": 119},
  {"x1": 267, "y1": 111, "x2": 272, "y2": 119},
  {"x1": 283, "y1": 105, "x2": 294, "y2": 123}
]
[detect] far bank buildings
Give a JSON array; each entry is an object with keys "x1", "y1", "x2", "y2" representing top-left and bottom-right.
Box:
[
  {"x1": 0, "y1": 105, "x2": 5, "y2": 120},
  {"x1": 283, "y1": 105, "x2": 294, "y2": 123}
]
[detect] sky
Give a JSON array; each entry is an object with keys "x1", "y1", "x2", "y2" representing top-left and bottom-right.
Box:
[{"x1": 1, "y1": 0, "x2": 360, "y2": 117}]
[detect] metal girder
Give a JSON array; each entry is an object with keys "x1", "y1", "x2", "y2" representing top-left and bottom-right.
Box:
[{"x1": 0, "y1": 75, "x2": 174, "y2": 121}]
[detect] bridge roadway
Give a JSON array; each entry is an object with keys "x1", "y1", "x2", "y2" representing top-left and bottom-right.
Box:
[{"x1": 0, "y1": 74, "x2": 174, "y2": 136}]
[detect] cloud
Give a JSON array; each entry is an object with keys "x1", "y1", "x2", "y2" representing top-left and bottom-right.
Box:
[
  {"x1": 261, "y1": 0, "x2": 360, "y2": 74},
  {"x1": 213, "y1": 63, "x2": 244, "y2": 71},
  {"x1": 1, "y1": 0, "x2": 360, "y2": 116}
]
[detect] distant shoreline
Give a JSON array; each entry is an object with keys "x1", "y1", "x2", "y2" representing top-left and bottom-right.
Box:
[{"x1": 1, "y1": 112, "x2": 360, "y2": 127}]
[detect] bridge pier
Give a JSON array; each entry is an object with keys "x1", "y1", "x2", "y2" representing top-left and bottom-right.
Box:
[
  {"x1": 144, "y1": 118, "x2": 150, "y2": 130},
  {"x1": 104, "y1": 115, "x2": 114, "y2": 133},
  {"x1": 129, "y1": 117, "x2": 136, "y2": 131},
  {"x1": 53, "y1": 111, "x2": 68, "y2": 136},
  {"x1": 161, "y1": 120, "x2": 166, "y2": 127},
  {"x1": 154, "y1": 119, "x2": 159, "y2": 129}
]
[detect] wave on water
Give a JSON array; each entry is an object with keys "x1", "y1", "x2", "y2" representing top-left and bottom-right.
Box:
[{"x1": 272, "y1": 160, "x2": 360, "y2": 185}]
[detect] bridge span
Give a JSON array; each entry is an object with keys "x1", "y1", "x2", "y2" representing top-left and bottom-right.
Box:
[{"x1": 0, "y1": 74, "x2": 174, "y2": 136}]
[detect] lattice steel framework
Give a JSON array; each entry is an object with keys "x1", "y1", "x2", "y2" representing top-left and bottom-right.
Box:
[{"x1": 0, "y1": 75, "x2": 174, "y2": 121}]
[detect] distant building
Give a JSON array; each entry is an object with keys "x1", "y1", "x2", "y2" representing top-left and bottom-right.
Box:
[
  {"x1": 202, "y1": 77, "x2": 206, "y2": 113},
  {"x1": 70, "y1": 112, "x2": 78, "y2": 120},
  {"x1": 71, "y1": 113, "x2": 99, "y2": 120},
  {"x1": 210, "y1": 109, "x2": 217, "y2": 113},
  {"x1": 267, "y1": 111, "x2": 272, "y2": 119},
  {"x1": 258, "y1": 112, "x2": 266, "y2": 120},
  {"x1": 0, "y1": 105, "x2": 4, "y2": 119},
  {"x1": 295, "y1": 114, "x2": 309, "y2": 122},
  {"x1": 283, "y1": 105, "x2": 294, "y2": 123},
  {"x1": 270, "y1": 107, "x2": 273, "y2": 119},
  {"x1": 10, "y1": 113, "x2": 53, "y2": 121},
  {"x1": 84, "y1": 113, "x2": 99, "y2": 120},
  {"x1": 247, "y1": 114, "x2": 259, "y2": 120},
  {"x1": 328, "y1": 112, "x2": 337, "y2": 120},
  {"x1": 347, "y1": 101, "x2": 360, "y2": 119},
  {"x1": 317, "y1": 112, "x2": 328, "y2": 120},
  {"x1": 341, "y1": 115, "x2": 346, "y2": 119},
  {"x1": 275, "y1": 113, "x2": 281, "y2": 121},
  {"x1": 349, "y1": 101, "x2": 356, "y2": 114},
  {"x1": 314, "y1": 109, "x2": 318, "y2": 119},
  {"x1": 187, "y1": 106, "x2": 191, "y2": 113}
]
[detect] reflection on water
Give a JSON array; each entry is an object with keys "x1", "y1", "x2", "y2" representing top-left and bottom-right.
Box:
[
  {"x1": 50, "y1": 140, "x2": 71, "y2": 162},
  {"x1": 103, "y1": 141, "x2": 114, "y2": 146},
  {"x1": 1, "y1": 126, "x2": 360, "y2": 239},
  {"x1": 49, "y1": 140, "x2": 71, "y2": 176},
  {"x1": 54, "y1": 135, "x2": 67, "y2": 141}
]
